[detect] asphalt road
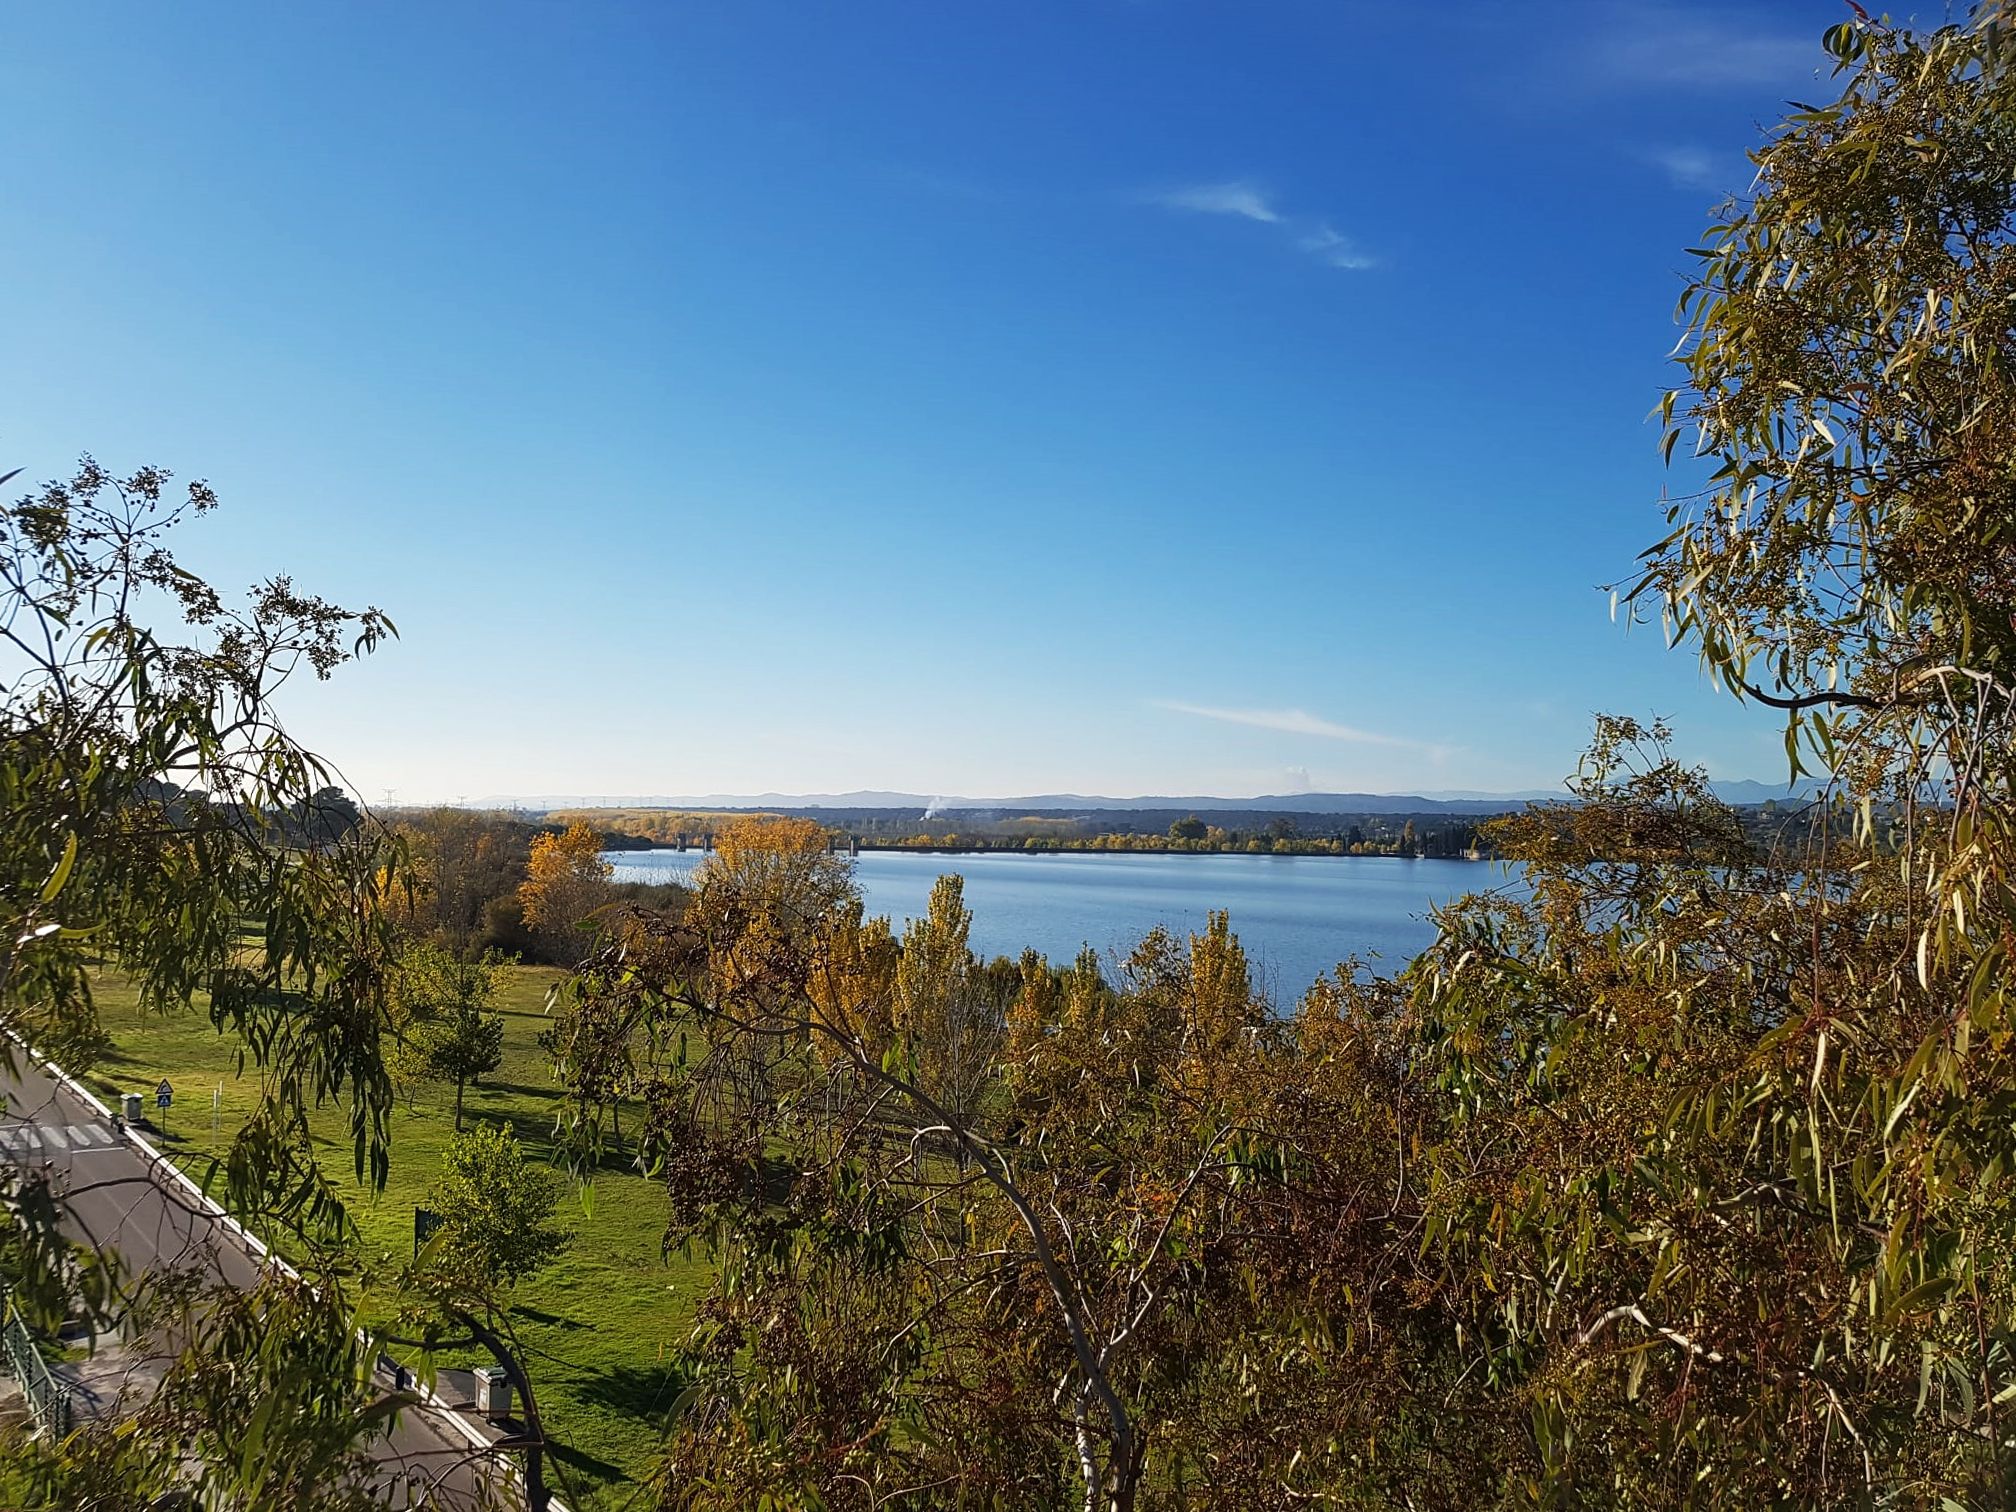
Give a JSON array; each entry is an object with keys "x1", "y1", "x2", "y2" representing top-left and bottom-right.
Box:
[{"x1": 1, "y1": 1048, "x2": 515, "y2": 1509}]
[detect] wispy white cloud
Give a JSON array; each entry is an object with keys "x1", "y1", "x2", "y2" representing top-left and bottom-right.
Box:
[
  {"x1": 1147, "y1": 180, "x2": 1282, "y2": 224},
  {"x1": 1296, "y1": 223, "x2": 1376, "y2": 271},
  {"x1": 1143, "y1": 184, "x2": 1374, "y2": 271},
  {"x1": 1589, "y1": 6, "x2": 1819, "y2": 89},
  {"x1": 1155, "y1": 700, "x2": 1417, "y2": 748},
  {"x1": 1646, "y1": 145, "x2": 1719, "y2": 189}
]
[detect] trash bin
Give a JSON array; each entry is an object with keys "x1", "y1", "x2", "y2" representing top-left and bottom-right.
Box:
[
  {"x1": 122, "y1": 1093, "x2": 143, "y2": 1123},
  {"x1": 474, "y1": 1366, "x2": 512, "y2": 1421}
]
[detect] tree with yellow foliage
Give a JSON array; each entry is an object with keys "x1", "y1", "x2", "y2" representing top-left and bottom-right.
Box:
[
  {"x1": 892, "y1": 875, "x2": 1000, "y2": 1131},
  {"x1": 516, "y1": 821, "x2": 613, "y2": 964},
  {"x1": 1181, "y1": 910, "x2": 1255, "y2": 1062},
  {"x1": 807, "y1": 897, "x2": 899, "y2": 1061},
  {"x1": 1002, "y1": 947, "x2": 1059, "y2": 1080},
  {"x1": 690, "y1": 815, "x2": 852, "y2": 1000}
]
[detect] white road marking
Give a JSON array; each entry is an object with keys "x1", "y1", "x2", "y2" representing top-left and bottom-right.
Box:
[
  {"x1": 69, "y1": 1123, "x2": 108, "y2": 1146},
  {"x1": 39, "y1": 1124, "x2": 66, "y2": 1150}
]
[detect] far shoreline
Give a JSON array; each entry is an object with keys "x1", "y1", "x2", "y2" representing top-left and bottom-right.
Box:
[{"x1": 610, "y1": 845, "x2": 1496, "y2": 863}]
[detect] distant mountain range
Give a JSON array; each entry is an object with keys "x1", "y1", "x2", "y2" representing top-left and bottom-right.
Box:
[{"x1": 468, "y1": 780, "x2": 1830, "y2": 816}]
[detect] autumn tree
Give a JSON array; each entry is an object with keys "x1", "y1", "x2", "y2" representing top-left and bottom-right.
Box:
[
  {"x1": 1002, "y1": 947, "x2": 1060, "y2": 1080},
  {"x1": 1007, "y1": 944, "x2": 1114, "y2": 1109},
  {"x1": 1180, "y1": 910, "x2": 1258, "y2": 1068},
  {"x1": 536, "y1": 15, "x2": 2016, "y2": 1508},
  {"x1": 807, "y1": 896, "x2": 901, "y2": 1062},
  {"x1": 517, "y1": 820, "x2": 613, "y2": 964},
  {"x1": 695, "y1": 816, "x2": 854, "y2": 1112},
  {"x1": 696, "y1": 815, "x2": 852, "y2": 992},
  {"x1": 562, "y1": 855, "x2": 1259, "y2": 1509},
  {"x1": 387, "y1": 806, "x2": 543, "y2": 954},
  {"x1": 1389, "y1": 13, "x2": 2016, "y2": 1500},
  {"x1": 541, "y1": 818, "x2": 844, "y2": 1180},
  {"x1": 890, "y1": 875, "x2": 1001, "y2": 1131}
]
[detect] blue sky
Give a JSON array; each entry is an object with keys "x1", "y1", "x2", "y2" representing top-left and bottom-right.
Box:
[{"x1": 2, "y1": 1, "x2": 1862, "y2": 802}]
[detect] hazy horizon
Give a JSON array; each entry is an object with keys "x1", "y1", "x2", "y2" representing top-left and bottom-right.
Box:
[{"x1": 404, "y1": 775, "x2": 1818, "y2": 813}]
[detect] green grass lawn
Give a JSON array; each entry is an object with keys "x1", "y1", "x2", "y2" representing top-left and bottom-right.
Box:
[{"x1": 81, "y1": 967, "x2": 709, "y2": 1510}]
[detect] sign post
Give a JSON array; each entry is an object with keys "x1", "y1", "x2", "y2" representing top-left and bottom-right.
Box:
[{"x1": 155, "y1": 1079, "x2": 172, "y2": 1135}]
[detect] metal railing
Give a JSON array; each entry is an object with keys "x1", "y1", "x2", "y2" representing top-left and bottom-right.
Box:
[{"x1": 0, "y1": 1286, "x2": 71, "y2": 1436}]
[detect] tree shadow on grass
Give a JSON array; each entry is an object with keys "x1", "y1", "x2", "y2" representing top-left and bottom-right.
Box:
[
  {"x1": 576, "y1": 1360, "x2": 699, "y2": 1422},
  {"x1": 454, "y1": 1110, "x2": 561, "y2": 1148},
  {"x1": 458, "y1": 1105, "x2": 659, "y2": 1175},
  {"x1": 548, "y1": 1438, "x2": 627, "y2": 1482},
  {"x1": 511, "y1": 1304, "x2": 585, "y2": 1331},
  {"x1": 467, "y1": 1080, "x2": 566, "y2": 1102}
]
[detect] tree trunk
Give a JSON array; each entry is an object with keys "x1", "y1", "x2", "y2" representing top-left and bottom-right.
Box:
[
  {"x1": 461, "y1": 1311, "x2": 549, "y2": 1512},
  {"x1": 454, "y1": 1076, "x2": 466, "y2": 1132},
  {"x1": 1076, "y1": 1395, "x2": 1100, "y2": 1512}
]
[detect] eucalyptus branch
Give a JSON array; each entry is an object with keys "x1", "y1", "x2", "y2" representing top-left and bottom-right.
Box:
[
  {"x1": 1736, "y1": 678, "x2": 1882, "y2": 712},
  {"x1": 691, "y1": 985, "x2": 1139, "y2": 1507}
]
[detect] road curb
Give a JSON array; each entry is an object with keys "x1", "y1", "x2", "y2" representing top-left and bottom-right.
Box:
[
  {"x1": 6, "y1": 1033, "x2": 292, "y2": 1276},
  {"x1": 4, "y1": 1031, "x2": 568, "y2": 1510}
]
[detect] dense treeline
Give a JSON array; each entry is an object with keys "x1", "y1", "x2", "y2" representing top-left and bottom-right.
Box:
[
  {"x1": 385, "y1": 807, "x2": 687, "y2": 965},
  {"x1": 563, "y1": 804, "x2": 1495, "y2": 858},
  {"x1": 552, "y1": 715, "x2": 2016, "y2": 1508},
  {"x1": 9, "y1": 13, "x2": 2016, "y2": 1512},
  {"x1": 863, "y1": 816, "x2": 1488, "y2": 857},
  {"x1": 562, "y1": 802, "x2": 1848, "y2": 864},
  {"x1": 544, "y1": 808, "x2": 783, "y2": 846},
  {"x1": 116, "y1": 778, "x2": 367, "y2": 851},
  {"x1": 532, "y1": 19, "x2": 2016, "y2": 1509}
]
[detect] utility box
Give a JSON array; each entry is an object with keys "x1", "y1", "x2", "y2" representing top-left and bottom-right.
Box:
[
  {"x1": 121, "y1": 1093, "x2": 143, "y2": 1123},
  {"x1": 474, "y1": 1366, "x2": 512, "y2": 1421}
]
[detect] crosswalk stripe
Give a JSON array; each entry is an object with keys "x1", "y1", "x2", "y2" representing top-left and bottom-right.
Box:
[{"x1": 0, "y1": 1123, "x2": 129, "y2": 1154}]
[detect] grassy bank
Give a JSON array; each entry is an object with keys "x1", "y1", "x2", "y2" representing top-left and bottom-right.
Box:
[{"x1": 83, "y1": 967, "x2": 705, "y2": 1510}]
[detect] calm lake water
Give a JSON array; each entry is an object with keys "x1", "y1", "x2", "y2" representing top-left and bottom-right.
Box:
[{"x1": 604, "y1": 848, "x2": 1518, "y2": 1003}]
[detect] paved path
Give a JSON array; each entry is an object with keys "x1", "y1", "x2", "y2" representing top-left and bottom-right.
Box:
[{"x1": 0, "y1": 1046, "x2": 535, "y2": 1508}]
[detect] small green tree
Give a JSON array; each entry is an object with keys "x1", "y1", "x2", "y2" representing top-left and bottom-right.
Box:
[
  {"x1": 389, "y1": 943, "x2": 504, "y2": 1130},
  {"x1": 1168, "y1": 815, "x2": 1208, "y2": 842},
  {"x1": 428, "y1": 1124, "x2": 570, "y2": 1288}
]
